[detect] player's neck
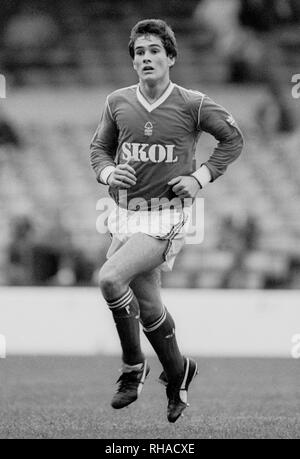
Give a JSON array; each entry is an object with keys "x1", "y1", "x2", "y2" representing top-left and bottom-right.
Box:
[{"x1": 139, "y1": 78, "x2": 171, "y2": 104}]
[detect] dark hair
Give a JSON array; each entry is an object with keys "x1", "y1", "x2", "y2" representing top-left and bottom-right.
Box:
[{"x1": 128, "y1": 19, "x2": 177, "y2": 59}]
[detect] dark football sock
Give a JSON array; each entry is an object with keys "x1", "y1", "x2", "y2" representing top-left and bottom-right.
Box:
[
  {"x1": 143, "y1": 307, "x2": 184, "y2": 381},
  {"x1": 106, "y1": 288, "x2": 144, "y2": 366}
]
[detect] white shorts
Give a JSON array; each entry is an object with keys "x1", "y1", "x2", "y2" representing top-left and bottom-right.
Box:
[{"x1": 106, "y1": 205, "x2": 192, "y2": 271}]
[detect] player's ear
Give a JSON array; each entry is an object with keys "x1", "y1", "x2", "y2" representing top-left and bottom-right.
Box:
[
  {"x1": 168, "y1": 56, "x2": 176, "y2": 68},
  {"x1": 133, "y1": 59, "x2": 137, "y2": 71}
]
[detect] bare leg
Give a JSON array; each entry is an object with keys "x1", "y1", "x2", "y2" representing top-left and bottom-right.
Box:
[{"x1": 99, "y1": 233, "x2": 168, "y2": 365}]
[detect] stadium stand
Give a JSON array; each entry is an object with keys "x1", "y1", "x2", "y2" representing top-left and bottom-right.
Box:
[
  {"x1": 1, "y1": 0, "x2": 299, "y2": 86},
  {"x1": 1, "y1": 111, "x2": 299, "y2": 288}
]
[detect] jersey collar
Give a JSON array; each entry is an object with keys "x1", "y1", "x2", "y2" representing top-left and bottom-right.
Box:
[{"x1": 136, "y1": 82, "x2": 174, "y2": 113}]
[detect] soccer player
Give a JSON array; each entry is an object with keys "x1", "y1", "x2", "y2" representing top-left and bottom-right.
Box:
[{"x1": 90, "y1": 19, "x2": 243, "y2": 423}]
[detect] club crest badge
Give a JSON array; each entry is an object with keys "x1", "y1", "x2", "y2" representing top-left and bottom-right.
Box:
[{"x1": 144, "y1": 121, "x2": 153, "y2": 136}]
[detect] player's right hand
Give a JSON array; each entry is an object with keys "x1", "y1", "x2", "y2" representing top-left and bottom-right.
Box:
[{"x1": 107, "y1": 162, "x2": 137, "y2": 189}]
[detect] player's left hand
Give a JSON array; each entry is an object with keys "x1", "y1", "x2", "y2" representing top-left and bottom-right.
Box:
[{"x1": 168, "y1": 176, "x2": 201, "y2": 199}]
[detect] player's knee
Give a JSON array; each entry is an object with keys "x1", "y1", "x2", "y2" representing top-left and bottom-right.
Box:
[{"x1": 98, "y1": 264, "x2": 124, "y2": 297}]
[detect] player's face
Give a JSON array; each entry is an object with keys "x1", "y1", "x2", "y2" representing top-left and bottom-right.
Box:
[{"x1": 133, "y1": 35, "x2": 175, "y2": 84}]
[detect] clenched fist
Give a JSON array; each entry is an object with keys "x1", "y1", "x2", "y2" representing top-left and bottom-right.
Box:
[
  {"x1": 168, "y1": 175, "x2": 201, "y2": 199},
  {"x1": 107, "y1": 162, "x2": 137, "y2": 189}
]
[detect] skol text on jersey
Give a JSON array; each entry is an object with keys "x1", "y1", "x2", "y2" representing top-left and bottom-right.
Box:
[{"x1": 121, "y1": 143, "x2": 178, "y2": 163}]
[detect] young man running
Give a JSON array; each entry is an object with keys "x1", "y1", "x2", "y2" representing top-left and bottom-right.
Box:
[{"x1": 90, "y1": 19, "x2": 243, "y2": 423}]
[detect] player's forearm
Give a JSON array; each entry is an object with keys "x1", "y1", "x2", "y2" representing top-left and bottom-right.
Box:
[
  {"x1": 90, "y1": 97, "x2": 118, "y2": 183},
  {"x1": 90, "y1": 137, "x2": 116, "y2": 184},
  {"x1": 204, "y1": 128, "x2": 244, "y2": 181},
  {"x1": 199, "y1": 95, "x2": 244, "y2": 181}
]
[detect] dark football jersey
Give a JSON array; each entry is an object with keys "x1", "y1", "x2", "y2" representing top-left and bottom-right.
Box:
[{"x1": 90, "y1": 82, "x2": 243, "y2": 209}]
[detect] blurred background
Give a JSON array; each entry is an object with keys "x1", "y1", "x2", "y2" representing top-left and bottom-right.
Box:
[{"x1": 0, "y1": 0, "x2": 300, "y2": 291}]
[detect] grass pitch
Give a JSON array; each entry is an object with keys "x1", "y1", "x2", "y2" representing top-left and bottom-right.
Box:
[{"x1": 0, "y1": 356, "x2": 299, "y2": 439}]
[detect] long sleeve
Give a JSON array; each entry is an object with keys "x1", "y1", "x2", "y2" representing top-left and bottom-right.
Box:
[
  {"x1": 199, "y1": 96, "x2": 244, "y2": 181},
  {"x1": 90, "y1": 97, "x2": 118, "y2": 183}
]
